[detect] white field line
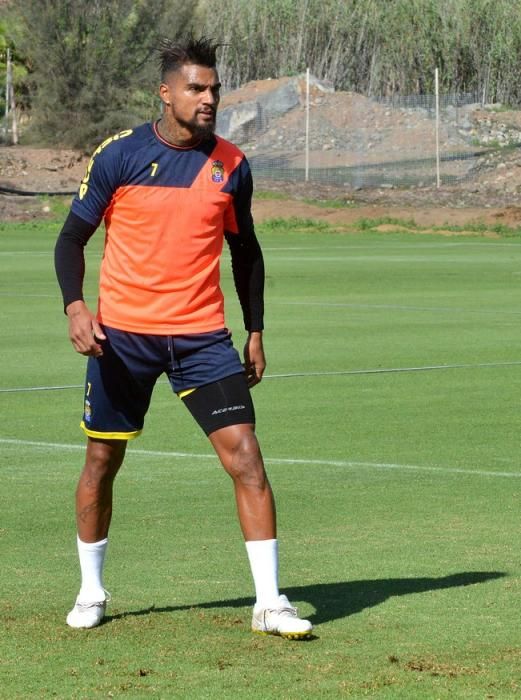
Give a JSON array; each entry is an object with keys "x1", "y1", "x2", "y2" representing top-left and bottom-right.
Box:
[
  {"x1": 266, "y1": 360, "x2": 521, "y2": 378},
  {"x1": 268, "y1": 254, "x2": 513, "y2": 264},
  {"x1": 0, "y1": 252, "x2": 50, "y2": 256},
  {"x1": 0, "y1": 292, "x2": 57, "y2": 298},
  {"x1": 0, "y1": 384, "x2": 84, "y2": 393},
  {"x1": 272, "y1": 300, "x2": 521, "y2": 316},
  {"x1": 0, "y1": 437, "x2": 519, "y2": 479},
  {"x1": 0, "y1": 242, "x2": 516, "y2": 260},
  {"x1": 2, "y1": 239, "x2": 520, "y2": 256},
  {"x1": 5, "y1": 293, "x2": 520, "y2": 313},
  {"x1": 2, "y1": 360, "x2": 521, "y2": 394},
  {"x1": 3, "y1": 294, "x2": 519, "y2": 314},
  {"x1": 261, "y1": 242, "x2": 521, "y2": 250}
]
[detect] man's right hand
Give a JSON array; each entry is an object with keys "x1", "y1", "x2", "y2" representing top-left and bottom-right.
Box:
[{"x1": 66, "y1": 300, "x2": 106, "y2": 357}]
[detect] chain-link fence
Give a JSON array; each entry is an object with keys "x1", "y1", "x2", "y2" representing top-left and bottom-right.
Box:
[
  {"x1": 217, "y1": 75, "x2": 521, "y2": 189},
  {"x1": 4, "y1": 70, "x2": 521, "y2": 192}
]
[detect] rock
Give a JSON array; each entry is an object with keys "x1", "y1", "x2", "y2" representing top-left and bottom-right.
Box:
[
  {"x1": 217, "y1": 78, "x2": 301, "y2": 144},
  {"x1": 216, "y1": 100, "x2": 264, "y2": 144}
]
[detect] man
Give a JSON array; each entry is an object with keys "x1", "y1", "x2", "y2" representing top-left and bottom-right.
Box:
[{"x1": 54, "y1": 36, "x2": 312, "y2": 640}]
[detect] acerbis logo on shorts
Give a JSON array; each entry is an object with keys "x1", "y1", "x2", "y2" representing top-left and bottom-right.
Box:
[{"x1": 211, "y1": 404, "x2": 246, "y2": 416}]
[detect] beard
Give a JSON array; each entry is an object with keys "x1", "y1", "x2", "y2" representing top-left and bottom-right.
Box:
[{"x1": 174, "y1": 110, "x2": 216, "y2": 140}]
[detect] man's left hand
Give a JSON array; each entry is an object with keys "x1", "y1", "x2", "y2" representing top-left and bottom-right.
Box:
[{"x1": 243, "y1": 331, "x2": 266, "y2": 387}]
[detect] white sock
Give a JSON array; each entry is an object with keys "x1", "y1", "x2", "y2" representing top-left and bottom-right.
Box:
[
  {"x1": 76, "y1": 536, "x2": 108, "y2": 602},
  {"x1": 245, "y1": 538, "x2": 279, "y2": 609}
]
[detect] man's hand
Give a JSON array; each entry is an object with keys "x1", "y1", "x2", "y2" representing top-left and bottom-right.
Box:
[
  {"x1": 243, "y1": 331, "x2": 266, "y2": 387},
  {"x1": 66, "y1": 300, "x2": 106, "y2": 357}
]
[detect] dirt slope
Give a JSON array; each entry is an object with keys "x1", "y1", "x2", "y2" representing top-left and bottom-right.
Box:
[{"x1": 1, "y1": 143, "x2": 520, "y2": 232}]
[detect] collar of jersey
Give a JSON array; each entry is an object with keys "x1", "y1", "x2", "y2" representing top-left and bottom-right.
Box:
[{"x1": 153, "y1": 120, "x2": 205, "y2": 150}]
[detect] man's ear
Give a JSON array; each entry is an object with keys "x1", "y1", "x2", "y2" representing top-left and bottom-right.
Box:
[{"x1": 159, "y1": 83, "x2": 170, "y2": 107}]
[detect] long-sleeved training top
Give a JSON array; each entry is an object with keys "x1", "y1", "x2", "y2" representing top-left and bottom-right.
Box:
[{"x1": 55, "y1": 121, "x2": 264, "y2": 334}]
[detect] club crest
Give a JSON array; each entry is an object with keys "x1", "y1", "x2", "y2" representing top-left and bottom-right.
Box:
[
  {"x1": 84, "y1": 398, "x2": 92, "y2": 424},
  {"x1": 211, "y1": 160, "x2": 225, "y2": 183}
]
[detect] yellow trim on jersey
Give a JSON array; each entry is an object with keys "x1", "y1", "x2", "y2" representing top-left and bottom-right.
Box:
[
  {"x1": 79, "y1": 128, "x2": 133, "y2": 200},
  {"x1": 178, "y1": 388, "x2": 196, "y2": 399},
  {"x1": 80, "y1": 421, "x2": 142, "y2": 440}
]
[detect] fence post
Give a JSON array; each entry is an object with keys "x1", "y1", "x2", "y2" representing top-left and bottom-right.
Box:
[
  {"x1": 435, "y1": 67, "x2": 441, "y2": 188},
  {"x1": 5, "y1": 48, "x2": 18, "y2": 145},
  {"x1": 305, "y1": 67, "x2": 310, "y2": 182},
  {"x1": 4, "y1": 48, "x2": 9, "y2": 140}
]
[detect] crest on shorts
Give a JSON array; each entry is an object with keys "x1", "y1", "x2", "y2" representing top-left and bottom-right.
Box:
[
  {"x1": 84, "y1": 398, "x2": 92, "y2": 424},
  {"x1": 211, "y1": 160, "x2": 225, "y2": 183}
]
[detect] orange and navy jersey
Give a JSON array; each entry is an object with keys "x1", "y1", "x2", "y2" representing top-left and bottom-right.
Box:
[{"x1": 71, "y1": 122, "x2": 254, "y2": 335}]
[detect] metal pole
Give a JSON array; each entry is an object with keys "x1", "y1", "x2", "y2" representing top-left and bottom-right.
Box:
[
  {"x1": 5, "y1": 48, "x2": 10, "y2": 140},
  {"x1": 435, "y1": 67, "x2": 441, "y2": 188},
  {"x1": 10, "y1": 76, "x2": 18, "y2": 145},
  {"x1": 7, "y1": 48, "x2": 18, "y2": 145},
  {"x1": 305, "y1": 67, "x2": 310, "y2": 182}
]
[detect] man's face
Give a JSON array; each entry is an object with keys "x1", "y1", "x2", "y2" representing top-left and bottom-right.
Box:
[{"x1": 160, "y1": 63, "x2": 221, "y2": 139}]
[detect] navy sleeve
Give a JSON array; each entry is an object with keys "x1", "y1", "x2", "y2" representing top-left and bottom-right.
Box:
[
  {"x1": 54, "y1": 211, "x2": 98, "y2": 310},
  {"x1": 225, "y1": 159, "x2": 265, "y2": 332},
  {"x1": 70, "y1": 131, "x2": 129, "y2": 226},
  {"x1": 56, "y1": 132, "x2": 129, "y2": 309}
]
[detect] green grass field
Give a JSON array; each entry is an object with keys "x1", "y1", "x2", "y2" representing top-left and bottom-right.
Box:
[{"x1": 1, "y1": 206, "x2": 521, "y2": 698}]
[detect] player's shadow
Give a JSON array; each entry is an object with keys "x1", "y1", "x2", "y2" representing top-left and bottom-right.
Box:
[{"x1": 107, "y1": 570, "x2": 505, "y2": 627}]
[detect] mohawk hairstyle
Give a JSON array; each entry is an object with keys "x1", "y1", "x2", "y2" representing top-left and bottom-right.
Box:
[{"x1": 159, "y1": 36, "x2": 221, "y2": 81}]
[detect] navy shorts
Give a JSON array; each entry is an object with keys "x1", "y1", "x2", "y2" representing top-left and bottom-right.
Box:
[{"x1": 81, "y1": 326, "x2": 254, "y2": 440}]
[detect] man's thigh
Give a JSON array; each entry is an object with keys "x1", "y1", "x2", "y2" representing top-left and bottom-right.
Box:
[
  {"x1": 168, "y1": 329, "x2": 244, "y2": 393},
  {"x1": 81, "y1": 327, "x2": 163, "y2": 439},
  {"x1": 180, "y1": 373, "x2": 255, "y2": 436}
]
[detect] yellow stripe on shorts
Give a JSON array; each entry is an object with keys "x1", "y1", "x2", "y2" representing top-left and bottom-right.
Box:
[
  {"x1": 178, "y1": 388, "x2": 196, "y2": 399},
  {"x1": 80, "y1": 422, "x2": 142, "y2": 440}
]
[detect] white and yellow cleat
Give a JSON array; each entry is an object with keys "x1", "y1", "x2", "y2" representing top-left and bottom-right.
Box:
[
  {"x1": 66, "y1": 591, "x2": 110, "y2": 629},
  {"x1": 252, "y1": 594, "x2": 313, "y2": 640}
]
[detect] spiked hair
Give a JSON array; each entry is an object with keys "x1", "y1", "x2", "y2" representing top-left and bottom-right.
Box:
[{"x1": 159, "y1": 36, "x2": 221, "y2": 81}]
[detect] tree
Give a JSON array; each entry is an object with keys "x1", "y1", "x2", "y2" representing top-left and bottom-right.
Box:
[
  {"x1": 196, "y1": 0, "x2": 521, "y2": 104},
  {"x1": 6, "y1": 0, "x2": 521, "y2": 147},
  {"x1": 0, "y1": 16, "x2": 29, "y2": 117},
  {"x1": 7, "y1": 0, "x2": 195, "y2": 149}
]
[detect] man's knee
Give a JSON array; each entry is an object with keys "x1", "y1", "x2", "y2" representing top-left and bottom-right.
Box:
[
  {"x1": 82, "y1": 439, "x2": 126, "y2": 484},
  {"x1": 223, "y1": 431, "x2": 266, "y2": 486}
]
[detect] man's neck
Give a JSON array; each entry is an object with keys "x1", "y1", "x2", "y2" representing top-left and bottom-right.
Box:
[{"x1": 156, "y1": 117, "x2": 202, "y2": 148}]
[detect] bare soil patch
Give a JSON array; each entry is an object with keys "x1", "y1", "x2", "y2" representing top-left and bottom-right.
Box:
[
  {"x1": 4, "y1": 79, "x2": 521, "y2": 231},
  {"x1": 1, "y1": 144, "x2": 521, "y2": 234},
  {"x1": 252, "y1": 197, "x2": 520, "y2": 232},
  {"x1": 0, "y1": 146, "x2": 86, "y2": 222}
]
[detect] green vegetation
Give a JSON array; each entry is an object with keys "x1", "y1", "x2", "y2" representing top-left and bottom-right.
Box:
[
  {"x1": 201, "y1": 0, "x2": 521, "y2": 104},
  {"x1": 2, "y1": 214, "x2": 521, "y2": 697},
  {"x1": 3, "y1": 0, "x2": 521, "y2": 147},
  {"x1": 252, "y1": 190, "x2": 289, "y2": 202},
  {"x1": 485, "y1": 103, "x2": 516, "y2": 112},
  {"x1": 355, "y1": 216, "x2": 420, "y2": 231},
  {"x1": 2, "y1": 0, "x2": 192, "y2": 149},
  {"x1": 302, "y1": 197, "x2": 358, "y2": 209},
  {"x1": 0, "y1": 18, "x2": 27, "y2": 114},
  {"x1": 260, "y1": 213, "x2": 521, "y2": 238},
  {"x1": 259, "y1": 216, "x2": 333, "y2": 233}
]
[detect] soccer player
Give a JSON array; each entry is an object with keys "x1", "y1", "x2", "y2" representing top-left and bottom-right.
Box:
[{"x1": 54, "y1": 36, "x2": 312, "y2": 639}]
